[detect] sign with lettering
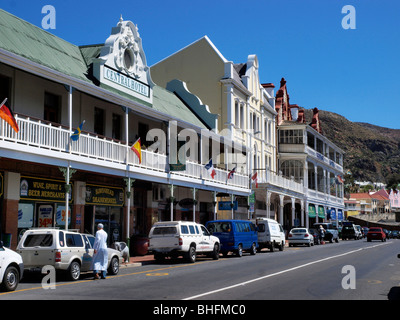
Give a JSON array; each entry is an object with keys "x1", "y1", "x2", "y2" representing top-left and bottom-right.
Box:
[
  {"x1": 85, "y1": 184, "x2": 124, "y2": 207},
  {"x1": 103, "y1": 66, "x2": 150, "y2": 97},
  {"x1": 20, "y1": 176, "x2": 72, "y2": 202}
]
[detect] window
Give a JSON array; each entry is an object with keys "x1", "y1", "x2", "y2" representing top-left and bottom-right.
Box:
[
  {"x1": 189, "y1": 225, "x2": 196, "y2": 234},
  {"x1": 279, "y1": 129, "x2": 303, "y2": 144},
  {"x1": 281, "y1": 160, "x2": 304, "y2": 183},
  {"x1": 44, "y1": 92, "x2": 61, "y2": 123},
  {"x1": 23, "y1": 234, "x2": 53, "y2": 247},
  {"x1": 94, "y1": 107, "x2": 105, "y2": 136},
  {"x1": 153, "y1": 227, "x2": 177, "y2": 235},
  {"x1": 66, "y1": 233, "x2": 83, "y2": 247},
  {"x1": 201, "y1": 226, "x2": 210, "y2": 236},
  {"x1": 112, "y1": 113, "x2": 122, "y2": 140},
  {"x1": 181, "y1": 225, "x2": 189, "y2": 234},
  {"x1": 59, "y1": 231, "x2": 65, "y2": 247},
  {"x1": 0, "y1": 74, "x2": 11, "y2": 104}
]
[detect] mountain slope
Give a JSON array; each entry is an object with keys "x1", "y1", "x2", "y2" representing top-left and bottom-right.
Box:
[{"x1": 303, "y1": 109, "x2": 400, "y2": 183}]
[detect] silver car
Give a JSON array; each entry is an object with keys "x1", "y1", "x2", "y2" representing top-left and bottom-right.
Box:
[{"x1": 17, "y1": 228, "x2": 122, "y2": 281}]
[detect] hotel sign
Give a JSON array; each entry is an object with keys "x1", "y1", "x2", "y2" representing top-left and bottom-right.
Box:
[{"x1": 103, "y1": 66, "x2": 150, "y2": 98}]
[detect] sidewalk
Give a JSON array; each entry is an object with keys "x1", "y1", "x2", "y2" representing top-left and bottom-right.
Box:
[{"x1": 120, "y1": 254, "x2": 155, "y2": 268}]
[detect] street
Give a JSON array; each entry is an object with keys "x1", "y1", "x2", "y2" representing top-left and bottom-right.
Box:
[{"x1": 1, "y1": 238, "x2": 400, "y2": 304}]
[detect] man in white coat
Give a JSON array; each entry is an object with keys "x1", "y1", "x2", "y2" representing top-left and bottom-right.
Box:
[{"x1": 92, "y1": 223, "x2": 108, "y2": 279}]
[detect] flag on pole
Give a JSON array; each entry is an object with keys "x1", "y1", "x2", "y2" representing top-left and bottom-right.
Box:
[
  {"x1": 131, "y1": 138, "x2": 142, "y2": 164},
  {"x1": 205, "y1": 159, "x2": 216, "y2": 179},
  {"x1": 227, "y1": 167, "x2": 236, "y2": 180},
  {"x1": 251, "y1": 172, "x2": 258, "y2": 188},
  {"x1": 336, "y1": 175, "x2": 344, "y2": 184},
  {"x1": 0, "y1": 98, "x2": 19, "y2": 133},
  {"x1": 70, "y1": 120, "x2": 85, "y2": 141}
]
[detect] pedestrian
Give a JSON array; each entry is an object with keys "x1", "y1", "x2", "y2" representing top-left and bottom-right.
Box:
[
  {"x1": 91, "y1": 223, "x2": 108, "y2": 280},
  {"x1": 319, "y1": 225, "x2": 325, "y2": 244}
]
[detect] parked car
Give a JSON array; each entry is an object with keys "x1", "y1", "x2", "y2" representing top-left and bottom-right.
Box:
[
  {"x1": 148, "y1": 221, "x2": 220, "y2": 263},
  {"x1": 288, "y1": 228, "x2": 314, "y2": 247},
  {"x1": 17, "y1": 228, "x2": 123, "y2": 281},
  {"x1": 391, "y1": 230, "x2": 400, "y2": 239},
  {"x1": 308, "y1": 228, "x2": 321, "y2": 245},
  {"x1": 0, "y1": 241, "x2": 24, "y2": 292},
  {"x1": 341, "y1": 223, "x2": 360, "y2": 240},
  {"x1": 367, "y1": 227, "x2": 386, "y2": 242},
  {"x1": 312, "y1": 223, "x2": 339, "y2": 243},
  {"x1": 206, "y1": 220, "x2": 258, "y2": 257},
  {"x1": 254, "y1": 218, "x2": 285, "y2": 252}
]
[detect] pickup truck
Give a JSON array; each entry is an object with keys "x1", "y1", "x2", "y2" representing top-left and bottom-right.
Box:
[{"x1": 148, "y1": 221, "x2": 220, "y2": 263}]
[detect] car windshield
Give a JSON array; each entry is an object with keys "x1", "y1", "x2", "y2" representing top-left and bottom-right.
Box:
[{"x1": 291, "y1": 229, "x2": 307, "y2": 233}]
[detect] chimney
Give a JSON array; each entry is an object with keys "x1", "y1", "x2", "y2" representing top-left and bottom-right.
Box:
[{"x1": 290, "y1": 104, "x2": 299, "y2": 122}]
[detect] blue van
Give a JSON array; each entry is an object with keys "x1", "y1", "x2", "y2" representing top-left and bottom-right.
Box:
[{"x1": 205, "y1": 220, "x2": 258, "y2": 257}]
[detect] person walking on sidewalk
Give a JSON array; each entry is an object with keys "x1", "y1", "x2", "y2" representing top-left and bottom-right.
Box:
[{"x1": 91, "y1": 223, "x2": 108, "y2": 279}]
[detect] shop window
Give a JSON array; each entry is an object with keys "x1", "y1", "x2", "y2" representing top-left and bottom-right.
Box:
[{"x1": 44, "y1": 92, "x2": 61, "y2": 123}]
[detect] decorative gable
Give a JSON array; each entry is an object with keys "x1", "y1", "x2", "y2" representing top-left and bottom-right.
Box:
[{"x1": 93, "y1": 16, "x2": 154, "y2": 105}]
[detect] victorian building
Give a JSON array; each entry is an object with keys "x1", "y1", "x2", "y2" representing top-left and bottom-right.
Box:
[
  {"x1": 151, "y1": 36, "x2": 304, "y2": 228},
  {"x1": 0, "y1": 10, "x2": 251, "y2": 248}
]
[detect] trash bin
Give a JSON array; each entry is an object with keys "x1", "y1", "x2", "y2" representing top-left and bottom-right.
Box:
[{"x1": 2, "y1": 233, "x2": 12, "y2": 248}]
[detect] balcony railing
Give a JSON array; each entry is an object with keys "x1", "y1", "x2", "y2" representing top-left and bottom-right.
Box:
[
  {"x1": 254, "y1": 169, "x2": 304, "y2": 194},
  {"x1": 0, "y1": 115, "x2": 249, "y2": 189}
]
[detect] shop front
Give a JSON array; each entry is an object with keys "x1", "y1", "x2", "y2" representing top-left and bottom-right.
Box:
[
  {"x1": 84, "y1": 184, "x2": 124, "y2": 246},
  {"x1": 18, "y1": 176, "x2": 72, "y2": 241}
]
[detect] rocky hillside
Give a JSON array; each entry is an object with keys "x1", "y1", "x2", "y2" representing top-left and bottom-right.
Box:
[{"x1": 303, "y1": 109, "x2": 400, "y2": 184}]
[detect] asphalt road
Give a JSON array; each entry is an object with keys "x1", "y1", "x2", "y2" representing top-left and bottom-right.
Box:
[{"x1": 2, "y1": 238, "x2": 400, "y2": 304}]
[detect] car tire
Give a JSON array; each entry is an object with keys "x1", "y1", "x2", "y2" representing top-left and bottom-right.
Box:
[
  {"x1": 1, "y1": 266, "x2": 19, "y2": 292},
  {"x1": 212, "y1": 243, "x2": 220, "y2": 260},
  {"x1": 236, "y1": 244, "x2": 243, "y2": 257},
  {"x1": 68, "y1": 261, "x2": 81, "y2": 281},
  {"x1": 108, "y1": 256, "x2": 119, "y2": 275},
  {"x1": 186, "y1": 245, "x2": 196, "y2": 263}
]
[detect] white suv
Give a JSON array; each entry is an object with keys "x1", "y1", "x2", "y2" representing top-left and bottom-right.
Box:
[
  {"x1": 17, "y1": 228, "x2": 122, "y2": 281},
  {"x1": 0, "y1": 241, "x2": 24, "y2": 291},
  {"x1": 148, "y1": 221, "x2": 220, "y2": 263}
]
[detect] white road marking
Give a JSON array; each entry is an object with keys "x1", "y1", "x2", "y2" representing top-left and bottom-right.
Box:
[{"x1": 183, "y1": 242, "x2": 391, "y2": 300}]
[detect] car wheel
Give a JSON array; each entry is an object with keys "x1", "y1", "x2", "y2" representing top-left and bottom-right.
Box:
[
  {"x1": 236, "y1": 244, "x2": 243, "y2": 257},
  {"x1": 186, "y1": 245, "x2": 196, "y2": 263},
  {"x1": 250, "y1": 242, "x2": 257, "y2": 255},
  {"x1": 212, "y1": 243, "x2": 220, "y2": 260},
  {"x1": 68, "y1": 261, "x2": 81, "y2": 281},
  {"x1": 108, "y1": 256, "x2": 119, "y2": 275},
  {"x1": 1, "y1": 266, "x2": 19, "y2": 292}
]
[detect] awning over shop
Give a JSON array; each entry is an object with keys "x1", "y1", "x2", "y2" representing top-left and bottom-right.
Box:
[
  {"x1": 308, "y1": 204, "x2": 316, "y2": 218},
  {"x1": 318, "y1": 206, "x2": 325, "y2": 219}
]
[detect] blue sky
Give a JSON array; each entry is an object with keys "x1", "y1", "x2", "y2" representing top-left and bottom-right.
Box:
[{"x1": 2, "y1": 0, "x2": 400, "y2": 129}]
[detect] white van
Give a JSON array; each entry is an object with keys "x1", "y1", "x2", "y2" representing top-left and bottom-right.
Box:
[
  {"x1": 148, "y1": 221, "x2": 220, "y2": 263},
  {"x1": 255, "y1": 218, "x2": 286, "y2": 252}
]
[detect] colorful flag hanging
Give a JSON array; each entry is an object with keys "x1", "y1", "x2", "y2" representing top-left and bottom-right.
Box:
[
  {"x1": 131, "y1": 138, "x2": 142, "y2": 164},
  {"x1": 205, "y1": 159, "x2": 216, "y2": 179},
  {"x1": 0, "y1": 98, "x2": 19, "y2": 133},
  {"x1": 251, "y1": 172, "x2": 258, "y2": 188},
  {"x1": 336, "y1": 175, "x2": 344, "y2": 184},
  {"x1": 70, "y1": 120, "x2": 85, "y2": 141},
  {"x1": 227, "y1": 167, "x2": 236, "y2": 180}
]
